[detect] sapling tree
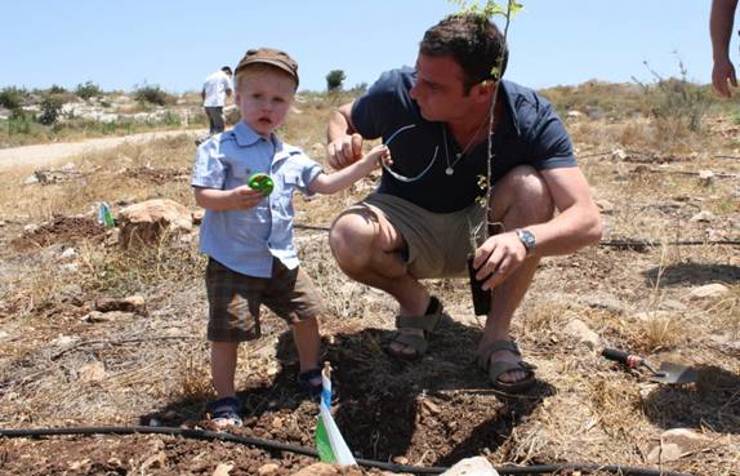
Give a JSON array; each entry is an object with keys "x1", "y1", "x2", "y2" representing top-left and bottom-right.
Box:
[{"x1": 449, "y1": 0, "x2": 522, "y2": 248}]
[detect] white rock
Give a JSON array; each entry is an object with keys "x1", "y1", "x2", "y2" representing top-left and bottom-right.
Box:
[
  {"x1": 690, "y1": 211, "x2": 715, "y2": 223},
  {"x1": 78, "y1": 361, "x2": 106, "y2": 382},
  {"x1": 611, "y1": 148, "x2": 627, "y2": 161},
  {"x1": 441, "y1": 456, "x2": 499, "y2": 475},
  {"x1": 258, "y1": 463, "x2": 280, "y2": 475},
  {"x1": 689, "y1": 283, "x2": 729, "y2": 299},
  {"x1": 60, "y1": 248, "x2": 78, "y2": 260},
  {"x1": 564, "y1": 319, "x2": 601, "y2": 349}
]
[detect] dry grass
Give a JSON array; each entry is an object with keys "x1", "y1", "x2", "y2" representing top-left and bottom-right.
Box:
[{"x1": 0, "y1": 89, "x2": 738, "y2": 475}]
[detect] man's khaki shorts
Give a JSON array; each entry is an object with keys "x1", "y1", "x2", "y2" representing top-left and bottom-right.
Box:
[
  {"x1": 205, "y1": 258, "x2": 325, "y2": 342},
  {"x1": 362, "y1": 193, "x2": 485, "y2": 279}
]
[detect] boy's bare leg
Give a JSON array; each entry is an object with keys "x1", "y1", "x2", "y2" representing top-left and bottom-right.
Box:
[
  {"x1": 211, "y1": 341, "x2": 239, "y2": 398},
  {"x1": 292, "y1": 316, "x2": 321, "y2": 375}
]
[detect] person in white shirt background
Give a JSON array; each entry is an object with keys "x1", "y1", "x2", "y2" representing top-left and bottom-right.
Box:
[{"x1": 201, "y1": 66, "x2": 234, "y2": 135}]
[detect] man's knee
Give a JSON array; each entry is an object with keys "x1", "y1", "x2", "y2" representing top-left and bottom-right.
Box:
[
  {"x1": 329, "y1": 211, "x2": 377, "y2": 274},
  {"x1": 492, "y1": 166, "x2": 554, "y2": 224}
]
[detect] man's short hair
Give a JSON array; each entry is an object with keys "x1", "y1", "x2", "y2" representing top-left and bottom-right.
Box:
[
  {"x1": 420, "y1": 13, "x2": 509, "y2": 93},
  {"x1": 221, "y1": 66, "x2": 233, "y2": 76}
]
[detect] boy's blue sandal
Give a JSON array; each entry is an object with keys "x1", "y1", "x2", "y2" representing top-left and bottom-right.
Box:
[
  {"x1": 297, "y1": 368, "x2": 323, "y2": 397},
  {"x1": 207, "y1": 396, "x2": 243, "y2": 428}
]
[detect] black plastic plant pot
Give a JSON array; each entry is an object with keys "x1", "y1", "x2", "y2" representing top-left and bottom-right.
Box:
[{"x1": 467, "y1": 254, "x2": 491, "y2": 316}]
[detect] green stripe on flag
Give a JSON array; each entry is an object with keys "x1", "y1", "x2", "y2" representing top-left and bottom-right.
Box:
[{"x1": 315, "y1": 416, "x2": 336, "y2": 463}]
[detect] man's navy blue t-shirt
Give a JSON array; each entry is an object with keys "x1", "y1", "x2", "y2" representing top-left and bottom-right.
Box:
[{"x1": 351, "y1": 67, "x2": 577, "y2": 213}]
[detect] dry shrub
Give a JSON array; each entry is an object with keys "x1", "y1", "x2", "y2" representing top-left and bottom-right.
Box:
[{"x1": 178, "y1": 354, "x2": 213, "y2": 401}]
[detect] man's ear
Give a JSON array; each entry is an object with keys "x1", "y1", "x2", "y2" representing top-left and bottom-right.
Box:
[{"x1": 472, "y1": 80, "x2": 496, "y2": 103}]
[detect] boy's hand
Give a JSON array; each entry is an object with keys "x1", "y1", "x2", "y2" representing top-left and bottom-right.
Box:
[
  {"x1": 363, "y1": 144, "x2": 392, "y2": 169},
  {"x1": 229, "y1": 185, "x2": 265, "y2": 209}
]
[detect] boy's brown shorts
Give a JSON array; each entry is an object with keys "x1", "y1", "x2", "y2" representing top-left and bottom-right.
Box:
[{"x1": 206, "y1": 258, "x2": 325, "y2": 342}]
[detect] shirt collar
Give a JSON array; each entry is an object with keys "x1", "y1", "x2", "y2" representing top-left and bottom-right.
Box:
[
  {"x1": 497, "y1": 80, "x2": 521, "y2": 137},
  {"x1": 233, "y1": 121, "x2": 284, "y2": 149}
]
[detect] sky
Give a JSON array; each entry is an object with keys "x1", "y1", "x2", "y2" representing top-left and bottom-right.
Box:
[{"x1": 0, "y1": 1, "x2": 730, "y2": 94}]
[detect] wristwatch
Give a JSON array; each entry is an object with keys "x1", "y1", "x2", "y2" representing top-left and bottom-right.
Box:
[{"x1": 515, "y1": 228, "x2": 536, "y2": 256}]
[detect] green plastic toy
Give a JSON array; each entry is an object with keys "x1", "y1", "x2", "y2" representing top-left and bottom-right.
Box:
[{"x1": 248, "y1": 173, "x2": 274, "y2": 196}]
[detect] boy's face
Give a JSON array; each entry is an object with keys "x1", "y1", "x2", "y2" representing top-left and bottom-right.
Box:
[{"x1": 235, "y1": 70, "x2": 296, "y2": 137}]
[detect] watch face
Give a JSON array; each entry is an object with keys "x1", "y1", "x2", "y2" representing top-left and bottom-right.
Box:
[{"x1": 518, "y1": 229, "x2": 535, "y2": 251}]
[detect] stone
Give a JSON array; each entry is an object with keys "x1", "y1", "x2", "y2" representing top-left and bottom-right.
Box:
[
  {"x1": 689, "y1": 211, "x2": 715, "y2": 223},
  {"x1": 78, "y1": 361, "x2": 106, "y2": 382},
  {"x1": 564, "y1": 319, "x2": 601, "y2": 350},
  {"x1": 595, "y1": 199, "x2": 615, "y2": 214},
  {"x1": 580, "y1": 293, "x2": 627, "y2": 314},
  {"x1": 290, "y1": 462, "x2": 341, "y2": 476},
  {"x1": 441, "y1": 456, "x2": 499, "y2": 475},
  {"x1": 95, "y1": 295, "x2": 147, "y2": 315},
  {"x1": 118, "y1": 199, "x2": 192, "y2": 247},
  {"x1": 689, "y1": 283, "x2": 729, "y2": 299},
  {"x1": 611, "y1": 148, "x2": 627, "y2": 161},
  {"x1": 258, "y1": 463, "x2": 280, "y2": 475},
  {"x1": 212, "y1": 463, "x2": 234, "y2": 476},
  {"x1": 647, "y1": 428, "x2": 710, "y2": 463}
]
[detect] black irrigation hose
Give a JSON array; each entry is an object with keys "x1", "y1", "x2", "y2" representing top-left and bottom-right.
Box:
[{"x1": 0, "y1": 426, "x2": 692, "y2": 476}]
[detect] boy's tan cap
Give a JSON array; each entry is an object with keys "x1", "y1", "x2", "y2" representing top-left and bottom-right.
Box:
[{"x1": 235, "y1": 48, "x2": 299, "y2": 86}]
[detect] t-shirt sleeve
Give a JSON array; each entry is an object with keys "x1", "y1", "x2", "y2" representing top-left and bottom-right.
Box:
[
  {"x1": 292, "y1": 153, "x2": 324, "y2": 197},
  {"x1": 350, "y1": 70, "x2": 404, "y2": 140},
  {"x1": 529, "y1": 104, "x2": 576, "y2": 169},
  {"x1": 222, "y1": 75, "x2": 233, "y2": 92},
  {"x1": 191, "y1": 141, "x2": 226, "y2": 189}
]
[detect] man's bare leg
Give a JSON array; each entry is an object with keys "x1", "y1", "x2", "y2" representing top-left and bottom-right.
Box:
[
  {"x1": 329, "y1": 206, "x2": 431, "y2": 357},
  {"x1": 478, "y1": 166, "x2": 554, "y2": 384}
]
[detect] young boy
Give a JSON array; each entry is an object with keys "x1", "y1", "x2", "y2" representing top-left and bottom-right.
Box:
[{"x1": 191, "y1": 48, "x2": 389, "y2": 428}]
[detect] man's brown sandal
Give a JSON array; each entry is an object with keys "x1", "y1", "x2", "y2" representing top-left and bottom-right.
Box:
[
  {"x1": 477, "y1": 340, "x2": 537, "y2": 393},
  {"x1": 387, "y1": 296, "x2": 445, "y2": 360}
]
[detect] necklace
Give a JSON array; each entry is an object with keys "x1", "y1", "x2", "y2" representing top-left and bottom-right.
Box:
[{"x1": 441, "y1": 116, "x2": 489, "y2": 176}]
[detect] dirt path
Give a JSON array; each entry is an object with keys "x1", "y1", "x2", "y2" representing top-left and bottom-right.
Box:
[{"x1": 0, "y1": 129, "x2": 203, "y2": 172}]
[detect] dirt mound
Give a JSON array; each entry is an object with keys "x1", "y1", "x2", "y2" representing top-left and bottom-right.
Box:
[{"x1": 11, "y1": 215, "x2": 107, "y2": 250}]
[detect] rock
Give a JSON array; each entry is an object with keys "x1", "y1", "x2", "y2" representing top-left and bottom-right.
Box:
[
  {"x1": 258, "y1": 463, "x2": 280, "y2": 475},
  {"x1": 709, "y1": 333, "x2": 740, "y2": 351},
  {"x1": 60, "y1": 247, "x2": 78, "y2": 260},
  {"x1": 689, "y1": 283, "x2": 729, "y2": 299},
  {"x1": 118, "y1": 199, "x2": 192, "y2": 247},
  {"x1": 689, "y1": 211, "x2": 715, "y2": 223},
  {"x1": 290, "y1": 462, "x2": 341, "y2": 476},
  {"x1": 441, "y1": 456, "x2": 499, "y2": 475},
  {"x1": 647, "y1": 443, "x2": 683, "y2": 464},
  {"x1": 60, "y1": 263, "x2": 79, "y2": 273},
  {"x1": 595, "y1": 199, "x2": 615, "y2": 214},
  {"x1": 647, "y1": 428, "x2": 710, "y2": 463},
  {"x1": 52, "y1": 334, "x2": 78, "y2": 347},
  {"x1": 24, "y1": 174, "x2": 39, "y2": 185},
  {"x1": 564, "y1": 319, "x2": 601, "y2": 349},
  {"x1": 580, "y1": 293, "x2": 626, "y2": 314},
  {"x1": 95, "y1": 295, "x2": 147, "y2": 315},
  {"x1": 659, "y1": 299, "x2": 687, "y2": 311},
  {"x1": 78, "y1": 361, "x2": 106, "y2": 382},
  {"x1": 611, "y1": 148, "x2": 627, "y2": 161},
  {"x1": 82, "y1": 310, "x2": 133, "y2": 323},
  {"x1": 212, "y1": 462, "x2": 234, "y2": 476},
  {"x1": 698, "y1": 169, "x2": 715, "y2": 184},
  {"x1": 566, "y1": 110, "x2": 584, "y2": 119}
]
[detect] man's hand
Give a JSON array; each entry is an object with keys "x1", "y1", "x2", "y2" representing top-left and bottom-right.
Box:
[
  {"x1": 712, "y1": 58, "x2": 738, "y2": 97},
  {"x1": 229, "y1": 186, "x2": 265, "y2": 209},
  {"x1": 472, "y1": 232, "x2": 528, "y2": 291},
  {"x1": 327, "y1": 133, "x2": 363, "y2": 170}
]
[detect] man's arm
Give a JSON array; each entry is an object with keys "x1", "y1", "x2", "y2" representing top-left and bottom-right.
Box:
[
  {"x1": 473, "y1": 166, "x2": 602, "y2": 291},
  {"x1": 326, "y1": 101, "x2": 364, "y2": 169},
  {"x1": 710, "y1": 0, "x2": 738, "y2": 97}
]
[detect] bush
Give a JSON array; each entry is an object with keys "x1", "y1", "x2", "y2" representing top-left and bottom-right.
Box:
[
  {"x1": 0, "y1": 87, "x2": 27, "y2": 110},
  {"x1": 133, "y1": 84, "x2": 175, "y2": 106},
  {"x1": 75, "y1": 81, "x2": 102, "y2": 100},
  {"x1": 635, "y1": 59, "x2": 711, "y2": 133},
  {"x1": 325, "y1": 70, "x2": 346, "y2": 92},
  {"x1": 38, "y1": 94, "x2": 65, "y2": 125}
]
